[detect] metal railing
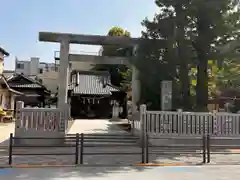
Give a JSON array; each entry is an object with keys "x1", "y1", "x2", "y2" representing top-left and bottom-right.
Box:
[
  {"x1": 206, "y1": 135, "x2": 240, "y2": 164},
  {"x1": 8, "y1": 133, "x2": 144, "y2": 166},
  {"x1": 144, "y1": 134, "x2": 208, "y2": 164},
  {"x1": 7, "y1": 132, "x2": 240, "y2": 165}
]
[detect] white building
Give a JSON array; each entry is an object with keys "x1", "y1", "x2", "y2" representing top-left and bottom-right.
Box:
[
  {"x1": 15, "y1": 57, "x2": 57, "y2": 76},
  {"x1": 15, "y1": 55, "x2": 94, "y2": 94}
]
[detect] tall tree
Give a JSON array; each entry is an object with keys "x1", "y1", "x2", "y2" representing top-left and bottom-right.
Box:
[
  {"x1": 174, "y1": 0, "x2": 193, "y2": 109},
  {"x1": 138, "y1": 0, "x2": 240, "y2": 110},
  {"x1": 138, "y1": 0, "x2": 194, "y2": 110},
  {"x1": 137, "y1": 5, "x2": 178, "y2": 109},
  {"x1": 92, "y1": 27, "x2": 131, "y2": 87},
  {"x1": 191, "y1": 0, "x2": 240, "y2": 110}
]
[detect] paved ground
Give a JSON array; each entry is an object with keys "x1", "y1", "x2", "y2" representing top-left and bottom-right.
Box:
[
  {"x1": 67, "y1": 119, "x2": 130, "y2": 134},
  {"x1": 0, "y1": 165, "x2": 240, "y2": 179},
  {"x1": 1, "y1": 120, "x2": 240, "y2": 166},
  {"x1": 0, "y1": 123, "x2": 14, "y2": 145}
]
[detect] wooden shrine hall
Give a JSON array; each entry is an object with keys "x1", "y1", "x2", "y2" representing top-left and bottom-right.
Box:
[{"x1": 68, "y1": 70, "x2": 127, "y2": 118}]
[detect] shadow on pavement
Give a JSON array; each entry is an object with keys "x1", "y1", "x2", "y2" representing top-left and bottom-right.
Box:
[
  {"x1": 0, "y1": 166, "x2": 154, "y2": 179},
  {"x1": 1, "y1": 120, "x2": 240, "y2": 178}
]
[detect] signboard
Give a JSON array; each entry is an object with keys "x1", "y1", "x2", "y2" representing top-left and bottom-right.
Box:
[{"x1": 161, "y1": 81, "x2": 172, "y2": 111}]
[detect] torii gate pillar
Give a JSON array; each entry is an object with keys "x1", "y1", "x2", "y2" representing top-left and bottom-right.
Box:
[
  {"x1": 131, "y1": 59, "x2": 140, "y2": 112},
  {"x1": 58, "y1": 36, "x2": 70, "y2": 131}
]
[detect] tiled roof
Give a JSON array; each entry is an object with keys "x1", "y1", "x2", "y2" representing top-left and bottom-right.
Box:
[
  {"x1": 8, "y1": 84, "x2": 42, "y2": 88},
  {"x1": 69, "y1": 72, "x2": 120, "y2": 95},
  {"x1": 0, "y1": 75, "x2": 23, "y2": 95},
  {"x1": 7, "y1": 74, "x2": 47, "y2": 89}
]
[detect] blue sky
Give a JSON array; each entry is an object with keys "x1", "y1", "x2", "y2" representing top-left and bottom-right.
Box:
[{"x1": 1, "y1": 0, "x2": 158, "y2": 70}]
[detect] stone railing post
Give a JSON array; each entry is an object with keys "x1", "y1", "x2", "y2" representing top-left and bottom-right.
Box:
[
  {"x1": 177, "y1": 109, "x2": 182, "y2": 134},
  {"x1": 14, "y1": 101, "x2": 24, "y2": 140},
  {"x1": 212, "y1": 110, "x2": 218, "y2": 135}
]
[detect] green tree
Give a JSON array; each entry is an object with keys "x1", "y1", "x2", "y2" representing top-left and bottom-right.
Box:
[
  {"x1": 137, "y1": 6, "x2": 178, "y2": 109},
  {"x1": 138, "y1": 0, "x2": 240, "y2": 111},
  {"x1": 137, "y1": 0, "x2": 195, "y2": 110},
  {"x1": 92, "y1": 27, "x2": 131, "y2": 87},
  {"x1": 190, "y1": 0, "x2": 240, "y2": 110}
]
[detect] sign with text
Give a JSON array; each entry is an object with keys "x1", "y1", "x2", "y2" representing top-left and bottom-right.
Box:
[{"x1": 161, "y1": 81, "x2": 172, "y2": 111}]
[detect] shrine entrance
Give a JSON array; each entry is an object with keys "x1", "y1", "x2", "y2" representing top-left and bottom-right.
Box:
[
  {"x1": 70, "y1": 95, "x2": 112, "y2": 119},
  {"x1": 39, "y1": 32, "x2": 164, "y2": 131},
  {"x1": 39, "y1": 32, "x2": 139, "y2": 127}
]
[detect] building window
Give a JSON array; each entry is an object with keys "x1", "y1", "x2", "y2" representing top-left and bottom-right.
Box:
[
  {"x1": 16, "y1": 63, "x2": 24, "y2": 69},
  {"x1": 39, "y1": 68, "x2": 43, "y2": 74}
]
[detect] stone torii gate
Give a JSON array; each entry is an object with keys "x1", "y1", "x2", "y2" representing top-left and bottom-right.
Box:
[
  {"x1": 39, "y1": 32, "x2": 162, "y2": 131},
  {"x1": 39, "y1": 32, "x2": 141, "y2": 130}
]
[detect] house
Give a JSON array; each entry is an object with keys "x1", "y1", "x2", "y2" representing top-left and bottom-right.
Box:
[
  {"x1": 15, "y1": 57, "x2": 58, "y2": 94},
  {"x1": 0, "y1": 75, "x2": 23, "y2": 110},
  {"x1": 7, "y1": 74, "x2": 51, "y2": 107},
  {"x1": 68, "y1": 70, "x2": 127, "y2": 118},
  {"x1": 0, "y1": 73, "x2": 50, "y2": 110}
]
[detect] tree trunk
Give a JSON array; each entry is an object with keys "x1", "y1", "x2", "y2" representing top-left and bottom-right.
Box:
[
  {"x1": 196, "y1": 58, "x2": 208, "y2": 111},
  {"x1": 195, "y1": 12, "x2": 210, "y2": 111},
  {"x1": 175, "y1": 3, "x2": 191, "y2": 110}
]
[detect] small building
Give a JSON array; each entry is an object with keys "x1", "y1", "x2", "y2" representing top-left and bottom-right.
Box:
[
  {"x1": 68, "y1": 71, "x2": 127, "y2": 118},
  {"x1": 0, "y1": 75, "x2": 23, "y2": 110},
  {"x1": 7, "y1": 74, "x2": 51, "y2": 107},
  {"x1": 0, "y1": 73, "x2": 50, "y2": 110}
]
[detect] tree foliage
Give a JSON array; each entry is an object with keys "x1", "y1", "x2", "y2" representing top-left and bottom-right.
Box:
[
  {"x1": 92, "y1": 27, "x2": 131, "y2": 87},
  {"x1": 136, "y1": 0, "x2": 240, "y2": 111}
]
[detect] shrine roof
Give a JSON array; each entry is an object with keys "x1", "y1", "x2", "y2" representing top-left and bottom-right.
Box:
[{"x1": 69, "y1": 71, "x2": 119, "y2": 95}]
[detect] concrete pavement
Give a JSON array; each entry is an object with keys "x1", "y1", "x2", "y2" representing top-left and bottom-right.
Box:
[
  {"x1": 0, "y1": 122, "x2": 14, "y2": 145},
  {"x1": 0, "y1": 165, "x2": 240, "y2": 179},
  {"x1": 67, "y1": 119, "x2": 130, "y2": 134},
  {"x1": 1, "y1": 120, "x2": 240, "y2": 166}
]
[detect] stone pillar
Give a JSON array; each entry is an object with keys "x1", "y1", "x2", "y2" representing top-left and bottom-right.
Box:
[
  {"x1": 14, "y1": 101, "x2": 24, "y2": 136},
  {"x1": 131, "y1": 44, "x2": 141, "y2": 113},
  {"x1": 14, "y1": 101, "x2": 24, "y2": 145},
  {"x1": 58, "y1": 37, "x2": 70, "y2": 132},
  {"x1": 131, "y1": 65, "x2": 140, "y2": 113}
]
